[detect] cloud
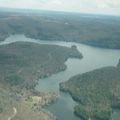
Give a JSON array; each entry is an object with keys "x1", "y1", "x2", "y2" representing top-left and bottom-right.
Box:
[
  {"x1": 95, "y1": 0, "x2": 120, "y2": 8},
  {"x1": 0, "y1": 0, "x2": 120, "y2": 16}
]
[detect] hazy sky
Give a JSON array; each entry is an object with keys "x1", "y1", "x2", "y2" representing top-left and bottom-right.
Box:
[{"x1": 0, "y1": 0, "x2": 120, "y2": 15}]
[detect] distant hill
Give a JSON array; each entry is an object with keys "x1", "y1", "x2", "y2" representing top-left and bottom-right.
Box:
[{"x1": 0, "y1": 11, "x2": 120, "y2": 49}]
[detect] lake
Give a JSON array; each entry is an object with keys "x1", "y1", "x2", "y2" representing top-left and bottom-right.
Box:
[{"x1": 1, "y1": 34, "x2": 120, "y2": 120}]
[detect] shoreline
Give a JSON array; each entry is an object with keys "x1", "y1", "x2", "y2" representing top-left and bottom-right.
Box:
[{"x1": 1, "y1": 34, "x2": 120, "y2": 50}]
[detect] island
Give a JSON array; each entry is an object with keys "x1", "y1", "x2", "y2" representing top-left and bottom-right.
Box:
[
  {"x1": 60, "y1": 60, "x2": 120, "y2": 120},
  {"x1": 0, "y1": 42, "x2": 82, "y2": 120}
]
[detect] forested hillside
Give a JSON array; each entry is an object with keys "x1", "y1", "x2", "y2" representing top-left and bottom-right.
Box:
[
  {"x1": 0, "y1": 11, "x2": 120, "y2": 49},
  {"x1": 60, "y1": 60, "x2": 120, "y2": 120}
]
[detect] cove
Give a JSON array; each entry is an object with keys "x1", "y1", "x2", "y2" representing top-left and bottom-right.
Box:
[{"x1": 1, "y1": 34, "x2": 120, "y2": 120}]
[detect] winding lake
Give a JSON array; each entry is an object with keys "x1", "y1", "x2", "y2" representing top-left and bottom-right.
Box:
[{"x1": 1, "y1": 34, "x2": 120, "y2": 120}]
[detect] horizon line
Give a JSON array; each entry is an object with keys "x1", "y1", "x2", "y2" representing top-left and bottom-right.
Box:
[{"x1": 0, "y1": 7, "x2": 120, "y2": 17}]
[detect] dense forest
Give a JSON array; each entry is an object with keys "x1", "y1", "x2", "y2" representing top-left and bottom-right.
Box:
[
  {"x1": 0, "y1": 42, "x2": 82, "y2": 120},
  {"x1": 0, "y1": 10, "x2": 120, "y2": 120},
  {"x1": 60, "y1": 60, "x2": 120, "y2": 120},
  {"x1": 0, "y1": 11, "x2": 120, "y2": 49}
]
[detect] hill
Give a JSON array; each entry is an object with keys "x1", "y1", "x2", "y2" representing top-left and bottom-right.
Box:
[
  {"x1": 0, "y1": 42, "x2": 82, "y2": 120},
  {"x1": 0, "y1": 11, "x2": 120, "y2": 49},
  {"x1": 60, "y1": 60, "x2": 120, "y2": 120}
]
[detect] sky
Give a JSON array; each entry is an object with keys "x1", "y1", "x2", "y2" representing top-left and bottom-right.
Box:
[{"x1": 0, "y1": 0, "x2": 120, "y2": 16}]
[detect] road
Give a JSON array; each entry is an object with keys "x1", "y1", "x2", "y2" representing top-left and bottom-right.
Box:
[{"x1": 8, "y1": 107, "x2": 17, "y2": 120}]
